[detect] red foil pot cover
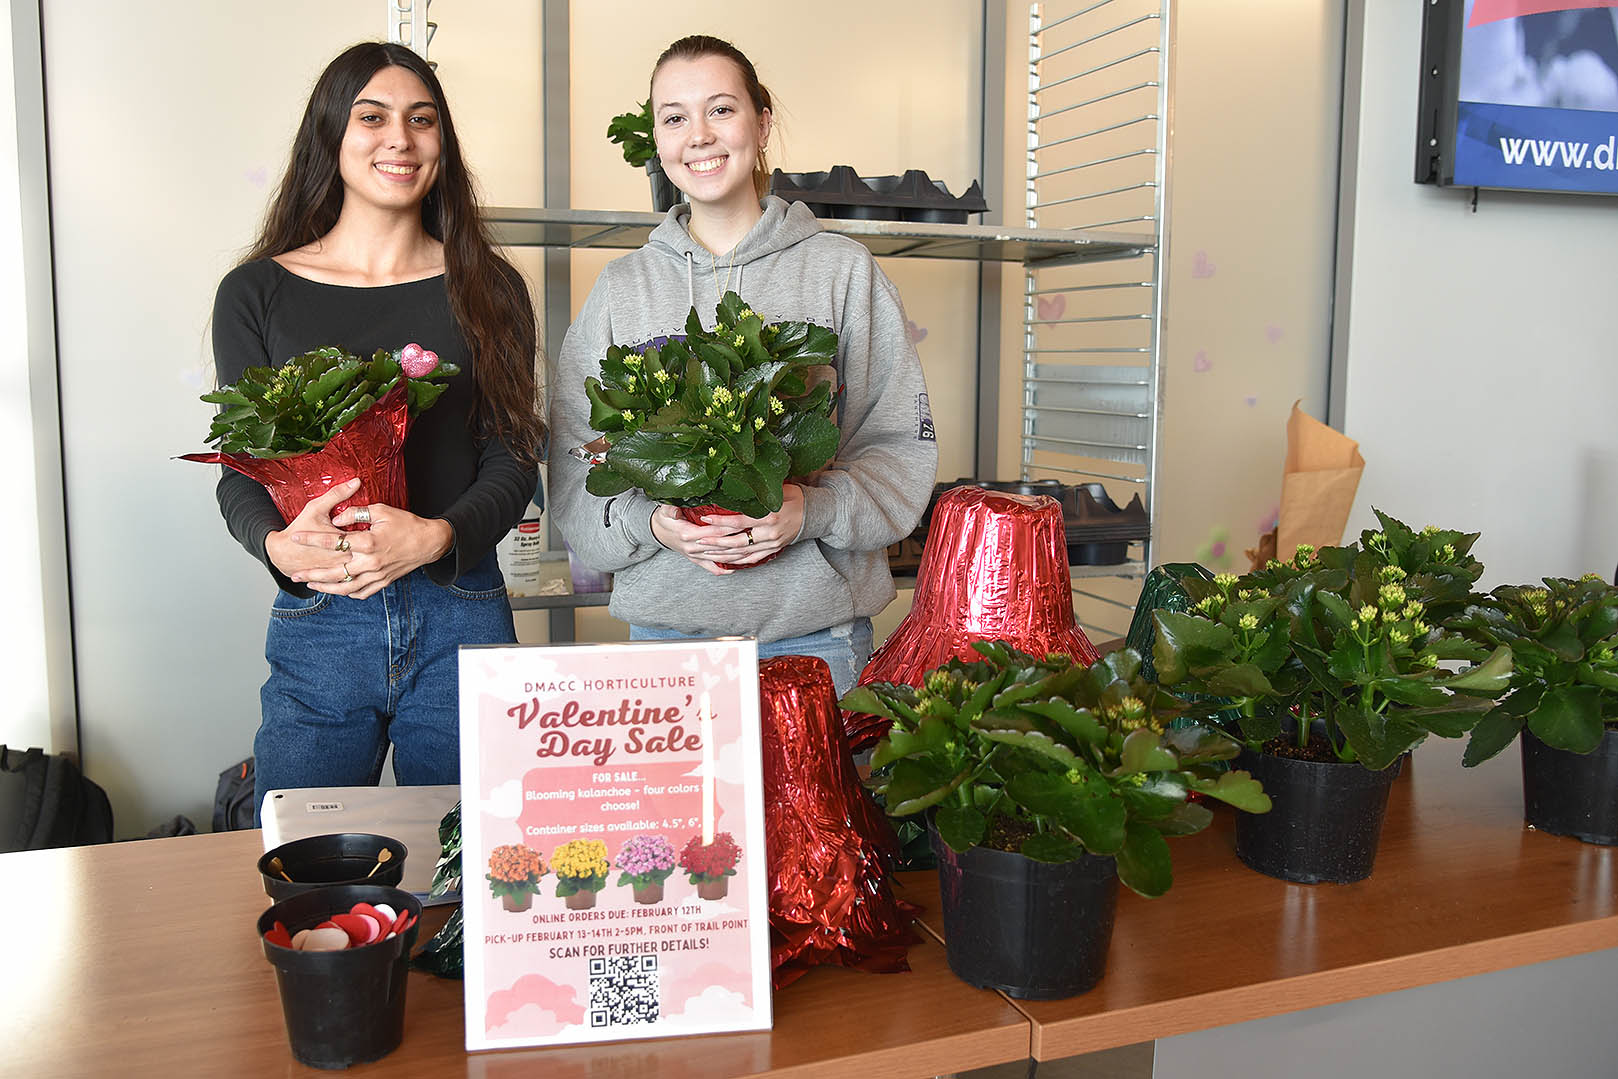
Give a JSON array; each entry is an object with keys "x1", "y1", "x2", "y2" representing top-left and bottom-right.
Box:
[
  {"x1": 759, "y1": 655, "x2": 918, "y2": 989},
  {"x1": 846, "y1": 485, "x2": 1099, "y2": 750},
  {"x1": 180, "y1": 382, "x2": 411, "y2": 531}
]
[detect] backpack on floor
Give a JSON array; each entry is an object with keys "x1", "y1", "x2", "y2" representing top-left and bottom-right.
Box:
[
  {"x1": 0, "y1": 746, "x2": 115, "y2": 852},
  {"x1": 213, "y1": 757, "x2": 256, "y2": 832}
]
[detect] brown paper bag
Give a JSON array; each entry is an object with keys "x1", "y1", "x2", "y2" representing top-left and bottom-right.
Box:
[{"x1": 1274, "y1": 401, "x2": 1363, "y2": 561}]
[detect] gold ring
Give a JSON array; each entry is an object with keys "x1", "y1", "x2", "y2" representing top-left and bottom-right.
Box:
[
  {"x1": 335, "y1": 537, "x2": 350, "y2": 553},
  {"x1": 353, "y1": 507, "x2": 372, "y2": 524},
  {"x1": 342, "y1": 559, "x2": 352, "y2": 583},
  {"x1": 745, "y1": 528, "x2": 755, "y2": 545}
]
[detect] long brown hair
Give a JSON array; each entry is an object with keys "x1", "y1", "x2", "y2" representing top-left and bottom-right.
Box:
[
  {"x1": 651, "y1": 35, "x2": 775, "y2": 199},
  {"x1": 245, "y1": 42, "x2": 544, "y2": 462}
]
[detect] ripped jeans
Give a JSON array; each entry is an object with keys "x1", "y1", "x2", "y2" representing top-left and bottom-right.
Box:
[{"x1": 629, "y1": 617, "x2": 874, "y2": 698}]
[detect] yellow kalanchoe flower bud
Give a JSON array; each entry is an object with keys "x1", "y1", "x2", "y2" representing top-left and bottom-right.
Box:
[
  {"x1": 1238, "y1": 613, "x2": 1260, "y2": 631},
  {"x1": 1359, "y1": 605, "x2": 1378, "y2": 623}
]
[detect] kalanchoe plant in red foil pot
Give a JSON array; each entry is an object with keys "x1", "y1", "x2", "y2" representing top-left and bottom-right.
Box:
[
  {"x1": 579, "y1": 291, "x2": 840, "y2": 564},
  {"x1": 181, "y1": 343, "x2": 458, "y2": 530}
]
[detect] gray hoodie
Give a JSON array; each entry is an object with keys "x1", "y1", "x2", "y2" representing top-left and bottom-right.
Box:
[{"x1": 548, "y1": 196, "x2": 938, "y2": 643}]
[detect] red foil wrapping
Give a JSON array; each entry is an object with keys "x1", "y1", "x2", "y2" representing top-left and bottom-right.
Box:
[
  {"x1": 180, "y1": 382, "x2": 411, "y2": 531},
  {"x1": 760, "y1": 655, "x2": 919, "y2": 988},
  {"x1": 846, "y1": 485, "x2": 1100, "y2": 750}
]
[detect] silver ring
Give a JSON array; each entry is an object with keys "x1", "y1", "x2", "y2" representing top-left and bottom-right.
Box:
[
  {"x1": 353, "y1": 507, "x2": 372, "y2": 524},
  {"x1": 335, "y1": 537, "x2": 351, "y2": 553}
]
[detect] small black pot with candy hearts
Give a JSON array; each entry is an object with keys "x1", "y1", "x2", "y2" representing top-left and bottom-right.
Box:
[{"x1": 258, "y1": 884, "x2": 423, "y2": 1070}]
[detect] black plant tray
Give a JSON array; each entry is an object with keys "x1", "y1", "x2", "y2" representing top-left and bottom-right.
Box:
[
  {"x1": 770, "y1": 166, "x2": 988, "y2": 224},
  {"x1": 891, "y1": 479, "x2": 1150, "y2": 572}
]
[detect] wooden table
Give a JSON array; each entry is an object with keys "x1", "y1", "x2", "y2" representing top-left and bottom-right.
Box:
[
  {"x1": 911, "y1": 736, "x2": 1618, "y2": 1062},
  {"x1": 1, "y1": 830, "x2": 1028, "y2": 1078},
  {"x1": 10, "y1": 738, "x2": 1614, "y2": 1076}
]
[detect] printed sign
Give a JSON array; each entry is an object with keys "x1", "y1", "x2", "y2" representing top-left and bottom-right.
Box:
[{"x1": 459, "y1": 639, "x2": 771, "y2": 1051}]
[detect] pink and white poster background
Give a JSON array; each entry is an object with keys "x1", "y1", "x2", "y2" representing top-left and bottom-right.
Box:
[{"x1": 459, "y1": 639, "x2": 771, "y2": 1052}]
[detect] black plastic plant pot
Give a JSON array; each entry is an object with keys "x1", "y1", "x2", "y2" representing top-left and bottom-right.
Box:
[
  {"x1": 1233, "y1": 747, "x2": 1397, "y2": 884},
  {"x1": 258, "y1": 832, "x2": 407, "y2": 902},
  {"x1": 930, "y1": 827, "x2": 1118, "y2": 1000},
  {"x1": 646, "y1": 158, "x2": 683, "y2": 213},
  {"x1": 1522, "y1": 727, "x2": 1618, "y2": 845},
  {"x1": 258, "y1": 884, "x2": 422, "y2": 1070}
]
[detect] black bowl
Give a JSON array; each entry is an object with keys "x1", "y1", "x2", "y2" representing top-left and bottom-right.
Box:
[{"x1": 259, "y1": 832, "x2": 407, "y2": 901}]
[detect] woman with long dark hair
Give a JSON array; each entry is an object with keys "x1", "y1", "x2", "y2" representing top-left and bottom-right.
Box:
[{"x1": 211, "y1": 42, "x2": 543, "y2": 819}]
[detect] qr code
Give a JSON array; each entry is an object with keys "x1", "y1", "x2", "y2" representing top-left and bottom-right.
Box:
[{"x1": 587, "y1": 953, "x2": 660, "y2": 1027}]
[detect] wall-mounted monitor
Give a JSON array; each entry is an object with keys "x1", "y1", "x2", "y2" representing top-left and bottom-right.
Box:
[{"x1": 1417, "y1": 0, "x2": 1618, "y2": 194}]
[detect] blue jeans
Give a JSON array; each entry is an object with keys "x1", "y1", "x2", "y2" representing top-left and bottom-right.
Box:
[
  {"x1": 629, "y1": 617, "x2": 874, "y2": 699},
  {"x1": 253, "y1": 551, "x2": 516, "y2": 823}
]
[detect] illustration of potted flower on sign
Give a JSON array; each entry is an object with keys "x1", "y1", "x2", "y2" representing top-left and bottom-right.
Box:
[
  {"x1": 615, "y1": 834, "x2": 678, "y2": 904},
  {"x1": 679, "y1": 832, "x2": 741, "y2": 900},
  {"x1": 486, "y1": 843, "x2": 545, "y2": 912},
  {"x1": 552, "y1": 839, "x2": 611, "y2": 910}
]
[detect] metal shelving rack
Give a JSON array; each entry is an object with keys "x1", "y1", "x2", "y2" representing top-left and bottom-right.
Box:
[
  {"x1": 499, "y1": 0, "x2": 1167, "y2": 640},
  {"x1": 487, "y1": 211, "x2": 1146, "y2": 621},
  {"x1": 1021, "y1": 0, "x2": 1170, "y2": 640}
]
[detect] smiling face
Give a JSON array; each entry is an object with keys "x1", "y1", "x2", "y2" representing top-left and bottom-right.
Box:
[
  {"x1": 337, "y1": 65, "x2": 442, "y2": 215},
  {"x1": 651, "y1": 54, "x2": 772, "y2": 216}
]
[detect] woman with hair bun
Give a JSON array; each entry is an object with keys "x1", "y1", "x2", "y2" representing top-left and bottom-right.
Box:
[
  {"x1": 550, "y1": 35, "x2": 937, "y2": 695},
  {"x1": 210, "y1": 42, "x2": 544, "y2": 819}
]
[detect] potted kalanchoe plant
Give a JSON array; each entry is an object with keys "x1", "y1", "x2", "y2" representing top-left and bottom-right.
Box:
[
  {"x1": 486, "y1": 842, "x2": 545, "y2": 913},
  {"x1": 1455, "y1": 574, "x2": 1618, "y2": 844},
  {"x1": 582, "y1": 291, "x2": 840, "y2": 561},
  {"x1": 607, "y1": 99, "x2": 681, "y2": 211},
  {"x1": 679, "y1": 832, "x2": 742, "y2": 900},
  {"x1": 841, "y1": 642, "x2": 1269, "y2": 1000},
  {"x1": 1152, "y1": 511, "x2": 1512, "y2": 884},
  {"x1": 615, "y1": 834, "x2": 679, "y2": 904},
  {"x1": 181, "y1": 342, "x2": 457, "y2": 528},
  {"x1": 551, "y1": 839, "x2": 611, "y2": 910}
]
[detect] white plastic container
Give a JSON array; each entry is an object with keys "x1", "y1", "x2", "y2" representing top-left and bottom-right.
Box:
[{"x1": 497, "y1": 501, "x2": 546, "y2": 597}]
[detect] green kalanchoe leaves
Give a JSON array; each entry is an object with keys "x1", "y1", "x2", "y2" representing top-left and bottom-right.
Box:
[
  {"x1": 200, "y1": 345, "x2": 457, "y2": 459},
  {"x1": 583, "y1": 291, "x2": 840, "y2": 512},
  {"x1": 847, "y1": 642, "x2": 1267, "y2": 900},
  {"x1": 1455, "y1": 575, "x2": 1618, "y2": 764},
  {"x1": 1154, "y1": 512, "x2": 1509, "y2": 769}
]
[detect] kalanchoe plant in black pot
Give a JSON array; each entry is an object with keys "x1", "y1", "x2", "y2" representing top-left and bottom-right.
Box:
[
  {"x1": 582, "y1": 291, "x2": 841, "y2": 521},
  {"x1": 1153, "y1": 511, "x2": 1512, "y2": 883},
  {"x1": 1455, "y1": 574, "x2": 1618, "y2": 844},
  {"x1": 607, "y1": 99, "x2": 681, "y2": 212},
  {"x1": 840, "y1": 642, "x2": 1269, "y2": 999}
]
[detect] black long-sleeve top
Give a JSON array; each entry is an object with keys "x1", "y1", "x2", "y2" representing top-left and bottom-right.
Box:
[{"x1": 211, "y1": 258, "x2": 538, "y2": 598}]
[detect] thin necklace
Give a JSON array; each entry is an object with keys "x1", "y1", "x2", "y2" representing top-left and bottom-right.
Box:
[{"x1": 711, "y1": 248, "x2": 736, "y2": 301}]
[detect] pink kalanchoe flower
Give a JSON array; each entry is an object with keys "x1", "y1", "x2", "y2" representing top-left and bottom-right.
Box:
[{"x1": 399, "y1": 343, "x2": 439, "y2": 378}]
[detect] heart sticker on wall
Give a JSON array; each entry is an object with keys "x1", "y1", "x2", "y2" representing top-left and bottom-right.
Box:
[
  {"x1": 906, "y1": 319, "x2": 928, "y2": 344},
  {"x1": 1036, "y1": 294, "x2": 1067, "y2": 320},
  {"x1": 1192, "y1": 251, "x2": 1216, "y2": 279},
  {"x1": 1265, "y1": 324, "x2": 1284, "y2": 344},
  {"x1": 1193, "y1": 350, "x2": 1211, "y2": 372}
]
